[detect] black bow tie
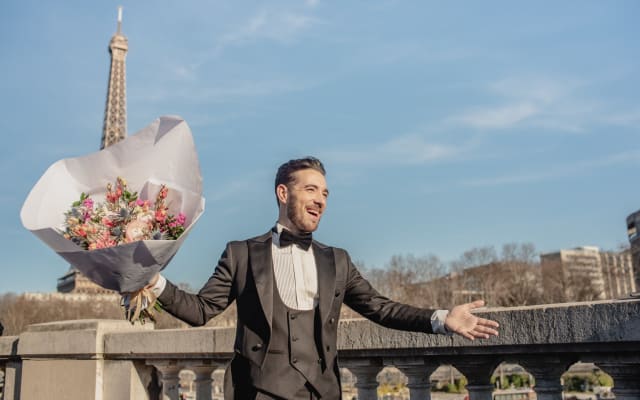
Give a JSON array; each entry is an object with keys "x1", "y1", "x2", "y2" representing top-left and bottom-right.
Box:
[{"x1": 278, "y1": 229, "x2": 313, "y2": 250}]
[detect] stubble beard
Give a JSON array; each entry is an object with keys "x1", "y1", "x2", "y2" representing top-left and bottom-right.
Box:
[{"x1": 286, "y1": 198, "x2": 318, "y2": 233}]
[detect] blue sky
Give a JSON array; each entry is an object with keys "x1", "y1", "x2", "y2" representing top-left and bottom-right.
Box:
[{"x1": 1, "y1": 1, "x2": 638, "y2": 294}]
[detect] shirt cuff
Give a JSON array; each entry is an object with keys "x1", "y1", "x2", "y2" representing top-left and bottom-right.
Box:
[
  {"x1": 431, "y1": 309, "x2": 453, "y2": 336},
  {"x1": 150, "y1": 275, "x2": 167, "y2": 298}
]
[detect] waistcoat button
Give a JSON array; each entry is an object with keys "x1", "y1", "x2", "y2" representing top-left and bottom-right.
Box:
[
  {"x1": 292, "y1": 358, "x2": 298, "y2": 364},
  {"x1": 252, "y1": 343, "x2": 263, "y2": 351}
]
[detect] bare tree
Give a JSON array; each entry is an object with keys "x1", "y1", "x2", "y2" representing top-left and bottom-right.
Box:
[
  {"x1": 445, "y1": 243, "x2": 544, "y2": 307},
  {"x1": 450, "y1": 246, "x2": 498, "y2": 272},
  {"x1": 356, "y1": 254, "x2": 452, "y2": 309}
]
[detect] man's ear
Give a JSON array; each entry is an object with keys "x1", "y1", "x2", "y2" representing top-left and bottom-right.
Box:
[{"x1": 276, "y1": 184, "x2": 288, "y2": 205}]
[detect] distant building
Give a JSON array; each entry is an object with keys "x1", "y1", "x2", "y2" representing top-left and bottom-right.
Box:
[
  {"x1": 541, "y1": 246, "x2": 606, "y2": 301},
  {"x1": 56, "y1": 7, "x2": 129, "y2": 294},
  {"x1": 627, "y1": 209, "x2": 640, "y2": 291},
  {"x1": 57, "y1": 268, "x2": 117, "y2": 295},
  {"x1": 541, "y1": 246, "x2": 636, "y2": 301},
  {"x1": 600, "y1": 249, "x2": 635, "y2": 299}
]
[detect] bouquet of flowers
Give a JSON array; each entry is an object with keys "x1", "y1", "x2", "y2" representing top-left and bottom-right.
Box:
[
  {"x1": 21, "y1": 116, "x2": 205, "y2": 323},
  {"x1": 63, "y1": 177, "x2": 186, "y2": 250}
]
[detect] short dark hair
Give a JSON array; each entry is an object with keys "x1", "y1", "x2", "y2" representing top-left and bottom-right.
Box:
[{"x1": 275, "y1": 157, "x2": 326, "y2": 203}]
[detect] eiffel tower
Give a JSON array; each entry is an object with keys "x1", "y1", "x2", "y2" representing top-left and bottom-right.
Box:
[
  {"x1": 101, "y1": 5, "x2": 128, "y2": 149},
  {"x1": 57, "y1": 7, "x2": 129, "y2": 294}
]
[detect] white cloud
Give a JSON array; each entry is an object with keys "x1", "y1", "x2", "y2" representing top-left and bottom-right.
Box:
[
  {"x1": 603, "y1": 108, "x2": 640, "y2": 127},
  {"x1": 133, "y1": 77, "x2": 316, "y2": 104},
  {"x1": 215, "y1": 9, "x2": 318, "y2": 51},
  {"x1": 489, "y1": 77, "x2": 583, "y2": 104},
  {"x1": 173, "y1": 64, "x2": 198, "y2": 81},
  {"x1": 462, "y1": 149, "x2": 640, "y2": 187},
  {"x1": 451, "y1": 77, "x2": 600, "y2": 132},
  {"x1": 201, "y1": 79, "x2": 313, "y2": 101},
  {"x1": 324, "y1": 134, "x2": 463, "y2": 166},
  {"x1": 454, "y1": 103, "x2": 538, "y2": 129},
  {"x1": 207, "y1": 170, "x2": 271, "y2": 202},
  {"x1": 383, "y1": 135, "x2": 460, "y2": 163}
]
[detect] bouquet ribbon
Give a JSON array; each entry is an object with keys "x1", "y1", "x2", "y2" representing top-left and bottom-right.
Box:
[{"x1": 122, "y1": 287, "x2": 159, "y2": 323}]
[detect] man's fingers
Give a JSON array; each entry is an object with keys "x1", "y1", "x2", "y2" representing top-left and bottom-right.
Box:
[
  {"x1": 475, "y1": 325, "x2": 499, "y2": 337},
  {"x1": 461, "y1": 331, "x2": 476, "y2": 340},
  {"x1": 477, "y1": 317, "x2": 500, "y2": 328},
  {"x1": 466, "y1": 299, "x2": 485, "y2": 310},
  {"x1": 456, "y1": 324, "x2": 499, "y2": 340},
  {"x1": 469, "y1": 327, "x2": 492, "y2": 339}
]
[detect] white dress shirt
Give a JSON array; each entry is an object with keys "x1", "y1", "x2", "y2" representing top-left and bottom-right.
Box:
[{"x1": 272, "y1": 223, "x2": 318, "y2": 310}]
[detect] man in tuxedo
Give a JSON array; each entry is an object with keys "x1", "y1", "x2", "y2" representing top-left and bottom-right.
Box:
[{"x1": 149, "y1": 156, "x2": 499, "y2": 399}]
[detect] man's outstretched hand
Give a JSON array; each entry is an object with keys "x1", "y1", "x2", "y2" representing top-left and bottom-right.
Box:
[{"x1": 445, "y1": 300, "x2": 499, "y2": 340}]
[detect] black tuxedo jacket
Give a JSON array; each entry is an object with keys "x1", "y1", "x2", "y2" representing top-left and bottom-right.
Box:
[{"x1": 158, "y1": 231, "x2": 435, "y2": 395}]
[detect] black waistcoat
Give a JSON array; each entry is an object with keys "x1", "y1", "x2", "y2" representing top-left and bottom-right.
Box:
[{"x1": 249, "y1": 287, "x2": 340, "y2": 399}]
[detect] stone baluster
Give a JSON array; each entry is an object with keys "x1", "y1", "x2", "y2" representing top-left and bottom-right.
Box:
[
  {"x1": 0, "y1": 361, "x2": 4, "y2": 399},
  {"x1": 151, "y1": 362, "x2": 181, "y2": 400},
  {"x1": 189, "y1": 364, "x2": 218, "y2": 399},
  {"x1": 597, "y1": 358, "x2": 640, "y2": 400},
  {"x1": 4, "y1": 361, "x2": 24, "y2": 400},
  {"x1": 211, "y1": 368, "x2": 225, "y2": 399},
  {"x1": 342, "y1": 359, "x2": 382, "y2": 400},
  {"x1": 520, "y1": 355, "x2": 574, "y2": 400},
  {"x1": 453, "y1": 357, "x2": 500, "y2": 400},
  {"x1": 393, "y1": 357, "x2": 440, "y2": 400}
]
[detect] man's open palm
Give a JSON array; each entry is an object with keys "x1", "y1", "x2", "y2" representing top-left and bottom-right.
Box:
[{"x1": 445, "y1": 300, "x2": 500, "y2": 340}]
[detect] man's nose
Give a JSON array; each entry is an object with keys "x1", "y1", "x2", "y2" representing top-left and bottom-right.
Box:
[{"x1": 314, "y1": 193, "x2": 326, "y2": 209}]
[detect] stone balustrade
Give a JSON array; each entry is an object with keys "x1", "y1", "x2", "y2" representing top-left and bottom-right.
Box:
[{"x1": 0, "y1": 299, "x2": 638, "y2": 400}]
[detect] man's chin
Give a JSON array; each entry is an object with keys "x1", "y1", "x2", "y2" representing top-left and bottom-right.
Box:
[{"x1": 302, "y1": 223, "x2": 319, "y2": 233}]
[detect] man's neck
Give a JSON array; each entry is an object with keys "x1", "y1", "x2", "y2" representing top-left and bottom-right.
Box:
[{"x1": 276, "y1": 220, "x2": 299, "y2": 235}]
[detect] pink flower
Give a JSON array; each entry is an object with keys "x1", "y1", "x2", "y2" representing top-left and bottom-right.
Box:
[
  {"x1": 176, "y1": 213, "x2": 186, "y2": 225},
  {"x1": 136, "y1": 199, "x2": 145, "y2": 206},
  {"x1": 106, "y1": 192, "x2": 119, "y2": 203},
  {"x1": 83, "y1": 198, "x2": 94, "y2": 209},
  {"x1": 155, "y1": 209, "x2": 167, "y2": 223}
]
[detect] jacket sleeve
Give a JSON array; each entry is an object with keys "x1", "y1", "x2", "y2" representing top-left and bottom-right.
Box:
[
  {"x1": 157, "y1": 241, "x2": 240, "y2": 326},
  {"x1": 341, "y1": 249, "x2": 435, "y2": 333}
]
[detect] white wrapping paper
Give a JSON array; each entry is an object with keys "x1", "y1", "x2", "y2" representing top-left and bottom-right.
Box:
[{"x1": 20, "y1": 116, "x2": 205, "y2": 293}]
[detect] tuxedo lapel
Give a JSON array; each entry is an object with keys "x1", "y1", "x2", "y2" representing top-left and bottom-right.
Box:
[
  {"x1": 249, "y1": 232, "x2": 274, "y2": 331},
  {"x1": 314, "y1": 243, "x2": 336, "y2": 324}
]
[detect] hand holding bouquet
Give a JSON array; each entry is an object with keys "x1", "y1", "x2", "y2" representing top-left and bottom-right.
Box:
[
  {"x1": 21, "y1": 116, "x2": 205, "y2": 323},
  {"x1": 62, "y1": 177, "x2": 188, "y2": 322}
]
